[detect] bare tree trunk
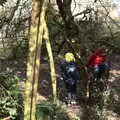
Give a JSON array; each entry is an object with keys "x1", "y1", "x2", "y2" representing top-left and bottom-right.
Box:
[
  {"x1": 30, "y1": 1, "x2": 46, "y2": 119},
  {"x1": 24, "y1": 0, "x2": 45, "y2": 120},
  {"x1": 43, "y1": 8, "x2": 57, "y2": 100},
  {"x1": 56, "y1": 0, "x2": 79, "y2": 38}
]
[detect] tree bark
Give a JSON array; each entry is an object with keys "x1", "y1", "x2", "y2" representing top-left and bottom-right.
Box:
[
  {"x1": 43, "y1": 5, "x2": 57, "y2": 99},
  {"x1": 56, "y1": 0, "x2": 79, "y2": 38},
  {"x1": 24, "y1": 0, "x2": 45, "y2": 120}
]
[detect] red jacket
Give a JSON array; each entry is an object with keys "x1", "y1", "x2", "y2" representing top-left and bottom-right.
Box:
[{"x1": 87, "y1": 49, "x2": 107, "y2": 67}]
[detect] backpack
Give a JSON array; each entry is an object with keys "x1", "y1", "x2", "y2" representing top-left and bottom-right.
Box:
[
  {"x1": 65, "y1": 62, "x2": 76, "y2": 75},
  {"x1": 61, "y1": 62, "x2": 78, "y2": 85}
]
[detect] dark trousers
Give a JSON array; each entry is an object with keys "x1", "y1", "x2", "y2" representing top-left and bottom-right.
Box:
[
  {"x1": 64, "y1": 78, "x2": 77, "y2": 94},
  {"x1": 65, "y1": 82, "x2": 76, "y2": 94},
  {"x1": 93, "y1": 64, "x2": 109, "y2": 79}
]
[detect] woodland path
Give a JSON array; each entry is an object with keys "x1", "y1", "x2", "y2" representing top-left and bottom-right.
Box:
[{"x1": 0, "y1": 54, "x2": 120, "y2": 120}]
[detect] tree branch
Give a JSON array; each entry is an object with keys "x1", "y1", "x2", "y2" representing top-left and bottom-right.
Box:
[
  {"x1": 72, "y1": 0, "x2": 77, "y2": 14},
  {"x1": 73, "y1": 8, "x2": 93, "y2": 18}
]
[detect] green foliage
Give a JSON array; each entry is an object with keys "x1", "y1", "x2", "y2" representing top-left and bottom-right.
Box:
[
  {"x1": 36, "y1": 97, "x2": 69, "y2": 120},
  {"x1": 89, "y1": 75, "x2": 109, "y2": 120},
  {"x1": 0, "y1": 99, "x2": 18, "y2": 119},
  {"x1": 93, "y1": 105, "x2": 104, "y2": 120},
  {"x1": 0, "y1": 71, "x2": 19, "y2": 119},
  {"x1": 13, "y1": 37, "x2": 28, "y2": 59},
  {"x1": 16, "y1": 38, "x2": 28, "y2": 53}
]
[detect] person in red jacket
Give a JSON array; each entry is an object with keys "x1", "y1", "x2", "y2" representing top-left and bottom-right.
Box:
[
  {"x1": 87, "y1": 46, "x2": 109, "y2": 79},
  {"x1": 87, "y1": 48, "x2": 106, "y2": 67},
  {"x1": 86, "y1": 46, "x2": 109, "y2": 92}
]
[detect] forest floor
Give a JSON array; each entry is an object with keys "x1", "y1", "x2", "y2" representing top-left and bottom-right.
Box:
[{"x1": 0, "y1": 54, "x2": 120, "y2": 120}]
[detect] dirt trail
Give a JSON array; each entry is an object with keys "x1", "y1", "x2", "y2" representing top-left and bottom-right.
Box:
[{"x1": 0, "y1": 54, "x2": 120, "y2": 120}]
